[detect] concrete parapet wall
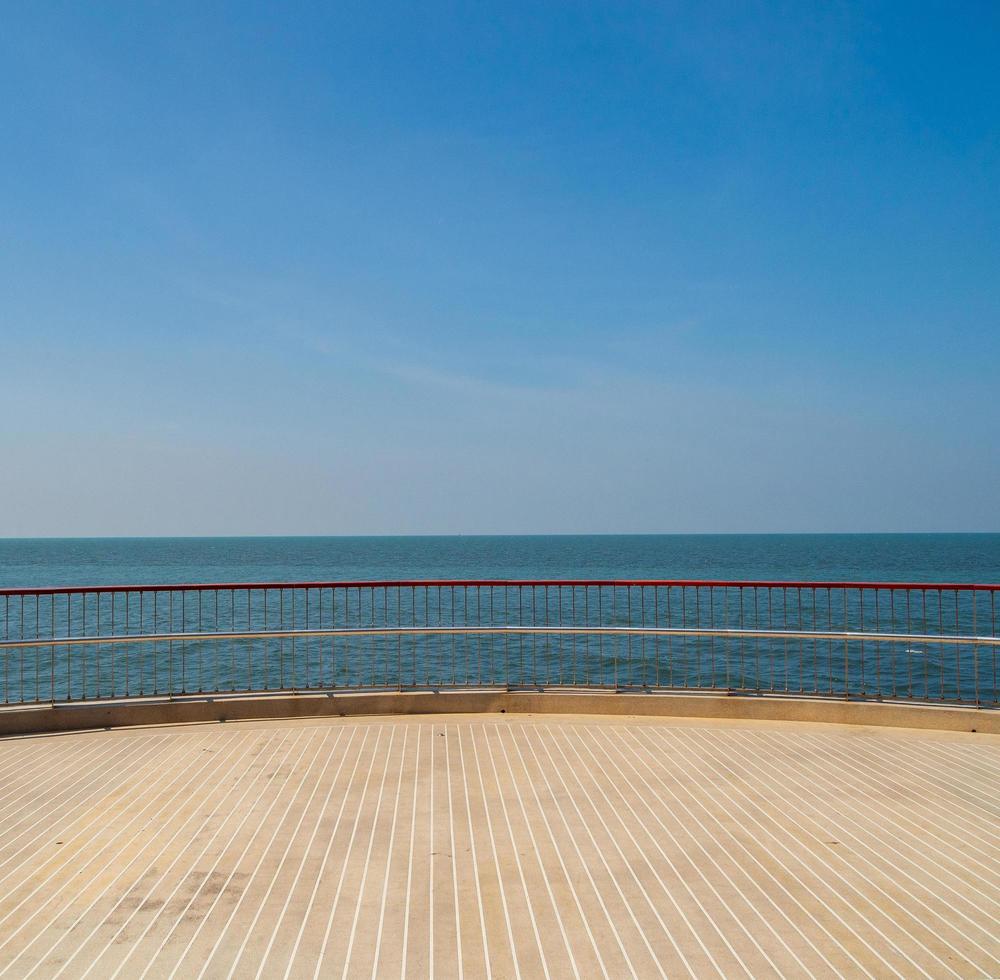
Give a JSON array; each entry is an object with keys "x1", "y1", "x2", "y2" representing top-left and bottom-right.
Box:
[{"x1": 0, "y1": 689, "x2": 996, "y2": 737}]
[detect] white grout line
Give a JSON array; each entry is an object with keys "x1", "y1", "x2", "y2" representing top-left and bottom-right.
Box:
[
  {"x1": 455, "y1": 725, "x2": 492, "y2": 980},
  {"x1": 141, "y1": 729, "x2": 325, "y2": 979},
  {"x1": 674, "y1": 728, "x2": 952, "y2": 980},
  {"x1": 371, "y1": 726, "x2": 410, "y2": 979},
  {"x1": 912, "y1": 740, "x2": 1000, "y2": 785},
  {"x1": 74, "y1": 730, "x2": 294, "y2": 980},
  {"x1": 277, "y1": 726, "x2": 376, "y2": 980},
  {"x1": 790, "y1": 732, "x2": 1000, "y2": 877},
  {"x1": 468, "y1": 723, "x2": 521, "y2": 979},
  {"x1": 340, "y1": 727, "x2": 397, "y2": 979},
  {"x1": 609, "y1": 727, "x2": 819, "y2": 979},
  {"x1": 444, "y1": 725, "x2": 465, "y2": 980},
  {"x1": 0, "y1": 737, "x2": 112, "y2": 826},
  {"x1": 633, "y1": 726, "x2": 882, "y2": 979},
  {"x1": 796, "y1": 732, "x2": 1000, "y2": 860},
  {"x1": 429, "y1": 723, "x2": 434, "y2": 979},
  {"x1": 492, "y1": 725, "x2": 581, "y2": 980},
  {"x1": 0, "y1": 734, "x2": 127, "y2": 816},
  {"x1": 8, "y1": 731, "x2": 244, "y2": 979},
  {"x1": 760, "y1": 731, "x2": 1000, "y2": 899},
  {"x1": 553, "y1": 724, "x2": 723, "y2": 979},
  {"x1": 0, "y1": 734, "x2": 168, "y2": 885},
  {"x1": 673, "y1": 725, "x2": 943, "y2": 978},
  {"x1": 32, "y1": 730, "x2": 266, "y2": 980},
  {"x1": 586, "y1": 726, "x2": 789, "y2": 979},
  {"x1": 528, "y1": 725, "x2": 666, "y2": 978},
  {"x1": 0, "y1": 735, "x2": 164, "y2": 832},
  {"x1": 0, "y1": 737, "x2": 192, "y2": 935},
  {"x1": 0, "y1": 739, "x2": 63, "y2": 799},
  {"x1": 714, "y1": 729, "x2": 996, "y2": 972},
  {"x1": 504, "y1": 725, "x2": 611, "y2": 979},
  {"x1": 724, "y1": 730, "x2": 1000, "y2": 971},
  {"x1": 309, "y1": 726, "x2": 386, "y2": 980},
  {"x1": 234, "y1": 727, "x2": 360, "y2": 980},
  {"x1": 481, "y1": 723, "x2": 551, "y2": 980},
  {"x1": 400, "y1": 725, "x2": 421, "y2": 980},
  {"x1": 165, "y1": 727, "x2": 349, "y2": 980},
  {"x1": 839, "y1": 736, "x2": 1000, "y2": 833},
  {"x1": 101, "y1": 729, "x2": 307, "y2": 980},
  {"x1": 0, "y1": 735, "x2": 182, "y2": 936},
  {"x1": 517, "y1": 725, "x2": 636, "y2": 979}
]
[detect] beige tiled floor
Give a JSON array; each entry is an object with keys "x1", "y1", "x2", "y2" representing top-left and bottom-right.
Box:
[{"x1": 0, "y1": 714, "x2": 997, "y2": 979}]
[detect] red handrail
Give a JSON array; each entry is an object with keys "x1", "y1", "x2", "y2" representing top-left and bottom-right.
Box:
[{"x1": 1, "y1": 578, "x2": 998, "y2": 597}]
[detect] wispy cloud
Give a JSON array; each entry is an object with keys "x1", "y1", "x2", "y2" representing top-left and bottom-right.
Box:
[{"x1": 372, "y1": 360, "x2": 564, "y2": 401}]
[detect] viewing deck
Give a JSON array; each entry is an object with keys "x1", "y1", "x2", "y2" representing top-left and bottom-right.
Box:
[
  {"x1": 0, "y1": 579, "x2": 997, "y2": 976},
  {"x1": 0, "y1": 711, "x2": 997, "y2": 979}
]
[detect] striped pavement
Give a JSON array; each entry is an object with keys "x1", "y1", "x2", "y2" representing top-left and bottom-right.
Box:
[{"x1": 0, "y1": 714, "x2": 996, "y2": 978}]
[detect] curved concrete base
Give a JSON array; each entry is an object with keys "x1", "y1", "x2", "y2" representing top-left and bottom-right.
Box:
[{"x1": 0, "y1": 688, "x2": 996, "y2": 737}]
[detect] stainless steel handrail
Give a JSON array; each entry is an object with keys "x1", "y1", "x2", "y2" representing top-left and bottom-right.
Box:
[{"x1": 2, "y1": 626, "x2": 999, "y2": 649}]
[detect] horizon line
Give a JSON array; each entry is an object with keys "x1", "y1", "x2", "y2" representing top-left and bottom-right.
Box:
[{"x1": 2, "y1": 531, "x2": 999, "y2": 542}]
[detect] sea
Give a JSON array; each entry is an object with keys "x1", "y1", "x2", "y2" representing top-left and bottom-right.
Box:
[{"x1": 0, "y1": 533, "x2": 998, "y2": 589}]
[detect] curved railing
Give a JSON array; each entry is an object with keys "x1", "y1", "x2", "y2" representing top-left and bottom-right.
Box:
[{"x1": 1, "y1": 580, "x2": 998, "y2": 707}]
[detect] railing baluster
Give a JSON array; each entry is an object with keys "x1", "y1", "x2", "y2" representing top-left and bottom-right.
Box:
[{"x1": 0, "y1": 580, "x2": 996, "y2": 710}]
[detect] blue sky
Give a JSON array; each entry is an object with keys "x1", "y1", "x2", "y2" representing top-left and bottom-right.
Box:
[{"x1": 2, "y1": 1, "x2": 997, "y2": 535}]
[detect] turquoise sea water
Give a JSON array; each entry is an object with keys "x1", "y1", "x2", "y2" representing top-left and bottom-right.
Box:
[{"x1": 1, "y1": 533, "x2": 999, "y2": 588}]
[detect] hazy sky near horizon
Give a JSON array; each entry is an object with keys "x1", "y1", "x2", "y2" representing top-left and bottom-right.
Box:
[{"x1": 2, "y1": 1, "x2": 998, "y2": 536}]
